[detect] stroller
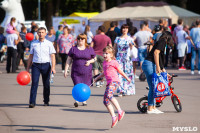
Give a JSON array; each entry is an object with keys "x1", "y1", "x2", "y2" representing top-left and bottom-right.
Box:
[{"x1": 0, "y1": 44, "x2": 7, "y2": 63}]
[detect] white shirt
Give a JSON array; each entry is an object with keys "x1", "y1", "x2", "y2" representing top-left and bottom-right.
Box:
[
  {"x1": 177, "y1": 30, "x2": 188, "y2": 44},
  {"x1": 133, "y1": 30, "x2": 153, "y2": 49},
  {"x1": 6, "y1": 34, "x2": 18, "y2": 49},
  {"x1": 30, "y1": 39, "x2": 56, "y2": 63},
  {"x1": 87, "y1": 31, "x2": 93, "y2": 43}
]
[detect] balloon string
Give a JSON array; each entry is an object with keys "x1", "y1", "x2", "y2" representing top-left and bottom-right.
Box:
[{"x1": 89, "y1": 81, "x2": 96, "y2": 87}]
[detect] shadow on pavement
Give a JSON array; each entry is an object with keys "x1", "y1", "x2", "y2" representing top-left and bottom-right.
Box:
[
  {"x1": 0, "y1": 125, "x2": 108, "y2": 131},
  {"x1": 0, "y1": 103, "x2": 73, "y2": 108},
  {"x1": 50, "y1": 93, "x2": 104, "y2": 97},
  {"x1": 62, "y1": 108, "x2": 141, "y2": 114}
]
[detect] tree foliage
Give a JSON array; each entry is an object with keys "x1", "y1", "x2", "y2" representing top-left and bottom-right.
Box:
[{"x1": 0, "y1": 0, "x2": 199, "y2": 29}]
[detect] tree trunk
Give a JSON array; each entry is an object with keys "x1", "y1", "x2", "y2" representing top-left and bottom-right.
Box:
[
  {"x1": 54, "y1": 0, "x2": 61, "y2": 16},
  {"x1": 100, "y1": 0, "x2": 106, "y2": 12},
  {"x1": 46, "y1": 0, "x2": 53, "y2": 30},
  {"x1": 179, "y1": 0, "x2": 187, "y2": 9}
]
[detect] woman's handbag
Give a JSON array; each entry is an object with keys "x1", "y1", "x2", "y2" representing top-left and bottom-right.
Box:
[
  {"x1": 129, "y1": 46, "x2": 138, "y2": 58},
  {"x1": 152, "y1": 72, "x2": 170, "y2": 98}
]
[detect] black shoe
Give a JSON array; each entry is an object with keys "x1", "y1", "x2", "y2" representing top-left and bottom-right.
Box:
[
  {"x1": 44, "y1": 103, "x2": 49, "y2": 106},
  {"x1": 82, "y1": 103, "x2": 87, "y2": 106},
  {"x1": 29, "y1": 104, "x2": 35, "y2": 108},
  {"x1": 74, "y1": 102, "x2": 78, "y2": 107}
]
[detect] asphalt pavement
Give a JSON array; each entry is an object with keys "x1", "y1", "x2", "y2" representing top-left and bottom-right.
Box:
[{"x1": 0, "y1": 63, "x2": 199, "y2": 133}]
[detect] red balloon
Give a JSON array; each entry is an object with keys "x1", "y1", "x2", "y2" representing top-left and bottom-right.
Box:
[
  {"x1": 17, "y1": 71, "x2": 31, "y2": 86},
  {"x1": 25, "y1": 33, "x2": 34, "y2": 41}
]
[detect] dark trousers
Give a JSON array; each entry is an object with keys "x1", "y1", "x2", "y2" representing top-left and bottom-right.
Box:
[
  {"x1": 6, "y1": 47, "x2": 17, "y2": 73},
  {"x1": 29, "y1": 63, "x2": 51, "y2": 105},
  {"x1": 16, "y1": 51, "x2": 27, "y2": 69},
  {"x1": 59, "y1": 53, "x2": 68, "y2": 70}
]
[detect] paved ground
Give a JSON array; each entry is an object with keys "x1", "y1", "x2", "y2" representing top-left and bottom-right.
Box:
[{"x1": 0, "y1": 62, "x2": 200, "y2": 133}]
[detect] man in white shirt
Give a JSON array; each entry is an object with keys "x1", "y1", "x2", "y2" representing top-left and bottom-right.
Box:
[
  {"x1": 27, "y1": 27, "x2": 56, "y2": 108},
  {"x1": 176, "y1": 25, "x2": 191, "y2": 70},
  {"x1": 133, "y1": 23, "x2": 153, "y2": 73},
  {"x1": 5, "y1": 33, "x2": 21, "y2": 73},
  {"x1": 78, "y1": 20, "x2": 86, "y2": 34}
]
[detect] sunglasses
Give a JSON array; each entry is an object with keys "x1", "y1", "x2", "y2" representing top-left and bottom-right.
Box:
[{"x1": 77, "y1": 38, "x2": 85, "y2": 40}]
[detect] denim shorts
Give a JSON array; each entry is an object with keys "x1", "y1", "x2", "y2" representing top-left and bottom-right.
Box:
[{"x1": 138, "y1": 48, "x2": 147, "y2": 62}]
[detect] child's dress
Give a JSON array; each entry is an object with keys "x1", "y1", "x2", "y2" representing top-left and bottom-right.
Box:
[{"x1": 6, "y1": 23, "x2": 16, "y2": 34}]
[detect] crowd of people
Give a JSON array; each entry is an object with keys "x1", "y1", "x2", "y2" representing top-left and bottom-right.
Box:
[{"x1": 0, "y1": 16, "x2": 200, "y2": 128}]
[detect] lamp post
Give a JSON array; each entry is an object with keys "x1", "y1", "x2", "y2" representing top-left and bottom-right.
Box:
[{"x1": 38, "y1": 0, "x2": 41, "y2": 20}]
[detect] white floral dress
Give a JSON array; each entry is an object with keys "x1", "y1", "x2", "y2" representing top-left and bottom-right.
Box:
[{"x1": 114, "y1": 36, "x2": 135, "y2": 95}]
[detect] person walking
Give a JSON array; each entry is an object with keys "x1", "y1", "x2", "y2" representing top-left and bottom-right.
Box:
[
  {"x1": 142, "y1": 31, "x2": 173, "y2": 114},
  {"x1": 84, "y1": 25, "x2": 93, "y2": 45},
  {"x1": 45, "y1": 27, "x2": 56, "y2": 46},
  {"x1": 26, "y1": 27, "x2": 56, "y2": 108},
  {"x1": 106, "y1": 22, "x2": 117, "y2": 46},
  {"x1": 133, "y1": 23, "x2": 153, "y2": 74},
  {"x1": 5, "y1": 29, "x2": 21, "y2": 73},
  {"x1": 91, "y1": 25, "x2": 112, "y2": 87},
  {"x1": 16, "y1": 26, "x2": 30, "y2": 70},
  {"x1": 64, "y1": 34, "x2": 96, "y2": 107},
  {"x1": 57, "y1": 26, "x2": 74, "y2": 73},
  {"x1": 114, "y1": 24, "x2": 135, "y2": 96},
  {"x1": 176, "y1": 25, "x2": 192, "y2": 70},
  {"x1": 190, "y1": 20, "x2": 200, "y2": 75}
]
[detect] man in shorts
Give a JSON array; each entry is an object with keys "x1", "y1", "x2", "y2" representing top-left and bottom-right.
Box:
[
  {"x1": 91, "y1": 25, "x2": 112, "y2": 87},
  {"x1": 133, "y1": 23, "x2": 153, "y2": 74}
]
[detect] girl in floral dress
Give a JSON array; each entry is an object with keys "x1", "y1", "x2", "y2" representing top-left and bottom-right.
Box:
[{"x1": 114, "y1": 24, "x2": 135, "y2": 96}]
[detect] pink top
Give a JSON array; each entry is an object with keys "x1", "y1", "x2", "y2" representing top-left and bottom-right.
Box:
[
  {"x1": 6, "y1": 23, "x2": 16, "y2": 34},
  {"x1": 57, "y1": 34, "x2": 74, "y2": 54},
  {"x1": 103, "y1": 60, "x2": 120, "y2": 85}
]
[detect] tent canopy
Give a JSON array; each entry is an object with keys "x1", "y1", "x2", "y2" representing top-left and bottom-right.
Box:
[
  {"x1": 90, "y1": 2, "x2": 200, "y2": 25},
  {"x1": 69, "y1": 12, "x2": 99, "y2": 19}
]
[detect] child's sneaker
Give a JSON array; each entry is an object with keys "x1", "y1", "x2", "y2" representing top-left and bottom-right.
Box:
[
  {"x1": 96, "y1": 81, "x2": 100, "y2": 87},
  {"x1": 198, "y1": 71, "x2": 200, "y2": 75},
  {"x1": 111, "y1": 116, "x2": 118, "y2": 128},
  {"x1": 100, "y1": 81, "x2": 104, "y2": 87},
  {"x1": 118, "y1": 110, "x2": 125, "y2": 121}
]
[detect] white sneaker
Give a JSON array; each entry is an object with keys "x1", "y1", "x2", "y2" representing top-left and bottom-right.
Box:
[
  {"x1": 96, "y1": 82, "x2": 100, "y2": 87},
  {"x1": 62, "y1": 70, "x2": 65, "y2": 73},
  {"x1": 154, "y1": 108, "x2": 164, "y2": 114},
  {"x1": 198, "y1": 71, "x2": 200, "y2": 75},
  {"x1": 191, "y1": 71, "x2": 194, "y2": 75},
  {"x1": 147, "y1": 110, "x2": 157, "y2": 114},
  {"x1": 135, "y1": 74, "x2": 139, "y2": 79},
  {"x1": 118, "y1": 93, "x2": 123, "y2": 97},
  {"x1": 100, "y1": 81, "x2": 104, "y2": 87}
]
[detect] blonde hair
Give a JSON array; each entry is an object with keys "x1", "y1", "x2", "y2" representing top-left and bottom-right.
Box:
[
  {"x1": 103, "y1": 46, "x2": 115, "y2": 59},
  {"x1": 10, "y1": 17, "x2": 16, "y2": 27},
  {"x1": 84, "y1": 25, "x2": 90, "y2": 34},
  {"x1": 77, "y1": 33, "x2": 89, "y2": 48}
]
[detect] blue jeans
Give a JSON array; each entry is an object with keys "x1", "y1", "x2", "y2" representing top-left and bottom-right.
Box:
[
  {"x1": 191, "y1": 47, "x2": 200, "y2": 71},
  {"x1": 142, "y1": 60, "x2": 156, "y2": 106},
  {"x1": 138, "y1": 48, "x2": 147, "y2": 63},
  {"x1": 29, "y1": 63, "x2": 51, "y2": 104}
]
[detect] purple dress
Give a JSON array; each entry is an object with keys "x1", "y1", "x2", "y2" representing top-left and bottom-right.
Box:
[{"x1": 68, "y1": 46, "x2": 96, "y2": 86}]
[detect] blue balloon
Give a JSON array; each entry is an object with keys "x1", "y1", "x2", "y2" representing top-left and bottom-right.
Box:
[{"x1": 72, "y1": 83, "x2": 91, "y2": 102}]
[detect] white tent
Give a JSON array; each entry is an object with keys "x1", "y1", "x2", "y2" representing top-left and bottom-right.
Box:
[{"x1": 90, "y1": 2, "x2": 200, "y2": 25}]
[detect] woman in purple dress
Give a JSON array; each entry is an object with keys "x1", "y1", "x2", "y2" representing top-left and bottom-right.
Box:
[{"x1": 64, "y1": 34, "x2": 96, "y2": 107}]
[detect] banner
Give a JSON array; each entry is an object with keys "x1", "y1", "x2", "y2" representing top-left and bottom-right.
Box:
[{"x1": 52, "y1": 17, "x2": 88, "y2": 38}]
